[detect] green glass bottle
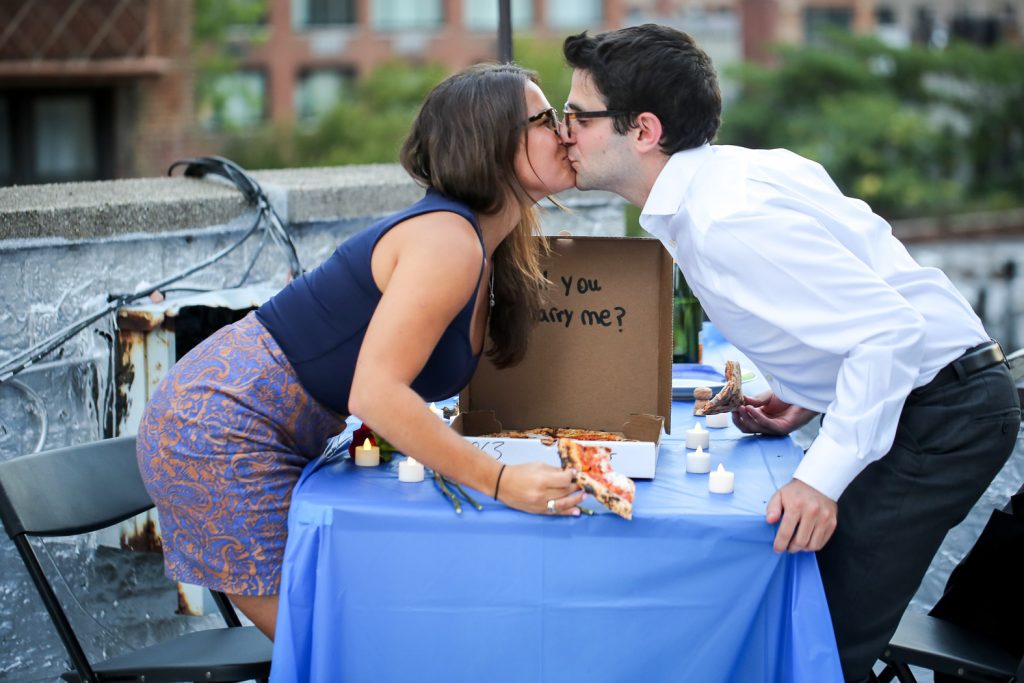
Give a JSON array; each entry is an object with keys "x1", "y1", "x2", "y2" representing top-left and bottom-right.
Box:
[{"x1": 673, "y1": 265, "x2": 703, "y2": 364}]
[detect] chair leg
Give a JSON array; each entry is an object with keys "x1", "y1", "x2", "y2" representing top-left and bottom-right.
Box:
[
  {"x1": 881, "y1": 661, "x2": 918, "y2": 683},
  {"x1": 210, "y1": 589, "x2": 243, "y2": 628}
]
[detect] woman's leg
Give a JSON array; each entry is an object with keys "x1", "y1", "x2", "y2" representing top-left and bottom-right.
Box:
[{"x1": 228, "y1": 593, "x2": 279, "y2": 639}]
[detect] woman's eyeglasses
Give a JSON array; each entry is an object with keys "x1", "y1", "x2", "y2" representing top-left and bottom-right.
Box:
[
  {"x1": 525, "y1": 108, "x2": 634, "y2": 137},
  {"x1": 526, "y1": 107, "x2": 560, "y2": 134}
]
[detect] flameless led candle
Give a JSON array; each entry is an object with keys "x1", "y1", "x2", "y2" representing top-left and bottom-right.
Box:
[
  {"x1": 685, "y1": 421, "x2": 710, "y2": 450},
  {"x1": 708, "y1": 463, "x2": 735, "y2": 494},
  {"x1": 686, "y1": 445, "x2": 711, "y2": 474},
  {"x1": 398, "y1": 456, "x2": 425, "y2": 482},
  {"x1": 353, "y1": 438, "x2": 380, "y2": 467},
  {"x1": 705, "y1": 412, "x2": 730, "y2": 429}
]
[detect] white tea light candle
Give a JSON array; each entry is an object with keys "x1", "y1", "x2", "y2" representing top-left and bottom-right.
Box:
[
  {"x1": 685, "y1": 421, "x2": 710, "y2": 450},
  {"x1": 398, "y1": 456, "x2": 425, "y2": 482},
  {"x1": 705, "y1": 412, "x2": 730, "y2": 429},
  {"x1": 354, "y1": 438, "x2": 380, "y2": 467},
  {"x1": 708, "y1": 463, "x2": 735, "y2": 494},
  {"x1": 686, "y1": 445, "x2": 711, "y2": 474}
]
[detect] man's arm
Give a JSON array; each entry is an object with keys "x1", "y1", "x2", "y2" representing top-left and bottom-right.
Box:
[
  {"x1": 732, "y1": 392, "x2": 835, "y2": 551},
  {"x1": 767, "y1": 480, "x2": 838, "y2": 552}
]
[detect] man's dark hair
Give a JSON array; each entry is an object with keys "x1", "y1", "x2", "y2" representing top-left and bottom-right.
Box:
[{"x1": 563, "y1": 24, "x2": 721, "y2": 154}]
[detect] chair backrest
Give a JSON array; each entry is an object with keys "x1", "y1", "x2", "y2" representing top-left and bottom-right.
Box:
[
  {"x1": 0, "y1": 436, "x2": 262, "y2": 682},
  {"x1": 0, "y1": 435, "x2": 151, "y2": 681},
  {"x1": 0, "y1": 435, "x2": 151, "y2": 538}
]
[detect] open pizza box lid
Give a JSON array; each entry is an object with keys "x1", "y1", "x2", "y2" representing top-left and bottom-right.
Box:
[{"x1": 451, "y1": 235, "x2": 673, "y2": 479}]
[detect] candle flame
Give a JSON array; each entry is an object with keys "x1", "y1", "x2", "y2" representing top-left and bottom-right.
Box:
[
  {"x1": 696, "y1": 445, "x2": 704, "y2": 455},
  {"x1": 694, "y1": 422, "x2": 703, "y2": 432},
  {"x1": 408, "y1": 457, "x2": 419, "y2": 466},
  {"x1": 362, "y1": 438, "x2": 372, "y2": 449},
  {"x1": 716, "y1": 463, "x2": 726, "y2": 473}
]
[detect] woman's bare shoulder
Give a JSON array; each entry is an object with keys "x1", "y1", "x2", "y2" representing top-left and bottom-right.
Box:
[{"x1": 385, "y1": 210, "x2": 483, "y2": 264}]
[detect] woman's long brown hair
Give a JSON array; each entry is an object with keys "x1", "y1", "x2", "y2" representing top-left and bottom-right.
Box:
[{"x1": 400, "y1": 63, "x2": 550, "y2": 368}]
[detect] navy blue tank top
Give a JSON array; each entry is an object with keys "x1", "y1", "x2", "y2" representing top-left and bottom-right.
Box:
[{"x1": 255, "y1": 189, "x2": 485, "y2": 414}]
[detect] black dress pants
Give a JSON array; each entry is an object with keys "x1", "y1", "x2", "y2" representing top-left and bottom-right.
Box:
[{"x1": 816, "y1": 360, "x2": 1021, "y2": 682}]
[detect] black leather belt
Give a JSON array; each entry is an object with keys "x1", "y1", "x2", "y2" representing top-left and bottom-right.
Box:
[{"x1": 925, "y1": 341, "x2": 1006, "y2": 390}]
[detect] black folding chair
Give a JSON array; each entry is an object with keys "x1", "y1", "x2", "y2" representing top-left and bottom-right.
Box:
[
  {"x1": 0, "y1": 436, "x2": 272, "y2": 682},
  {"x1": 877, "y1": 611, "x2": 1023, "y2": 682}
]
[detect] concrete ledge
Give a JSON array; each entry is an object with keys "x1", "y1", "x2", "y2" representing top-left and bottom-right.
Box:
[
  {"x1": 251, "y1": 164, "x2": 421, "y2": 223},
  {"x1": 0, "y1": 164, "x2": 423, "y2": 241},
  {"x1": 0, "y1": 177, "x2": 249, "y2": 241},
  {"x1": 892, "y1": 207, "x2": 1024, "y2": 243},
  {"x1": 0, "y1": 164, "x2": 627, "y2": 242}
]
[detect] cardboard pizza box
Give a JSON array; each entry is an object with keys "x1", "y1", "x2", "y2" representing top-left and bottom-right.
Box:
[{"x1": 451, "y1": 235, "x2": 673, "y2": 479}]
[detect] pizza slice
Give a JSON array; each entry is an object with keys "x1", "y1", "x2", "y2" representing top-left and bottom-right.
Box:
[
  {"x1": 479, "y1": 430, "x2": 556, "y2": 446},
  {"x1": 557, "y1": 438, "x2": 635, "y2": 520},
  {"x1": 692, "y1": 386, "x2": 713, "y2": 416},
  {"x1": 554, "y1": 428, "x2": 630, "y2": 442},
  {"x1": 696, "y1": 360, "x2": 744, "y2": 416}
]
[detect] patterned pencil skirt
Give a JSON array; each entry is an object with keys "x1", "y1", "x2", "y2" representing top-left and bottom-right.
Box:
[{"x1": 136, "y1": 312, "x2": 347, "y2": 596}]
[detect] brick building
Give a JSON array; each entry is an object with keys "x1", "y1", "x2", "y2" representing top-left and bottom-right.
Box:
[
  {"x1": 0, "y1": 0, "x2": 194, "y2": 185},
  {"x1": 2, "y1": 0, "x2": 1020, "y2": 187}
]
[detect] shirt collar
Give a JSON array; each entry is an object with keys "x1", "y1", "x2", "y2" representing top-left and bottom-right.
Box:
[{"x1": 642, "y1": 144, "x2": 714, "y2": 217}]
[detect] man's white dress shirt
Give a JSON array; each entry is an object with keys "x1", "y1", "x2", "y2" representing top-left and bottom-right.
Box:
[{"x1": 642, "y1": 144, "x2": 988, "y2": 500}]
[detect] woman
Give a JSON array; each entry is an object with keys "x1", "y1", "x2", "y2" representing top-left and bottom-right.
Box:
[{"x1": 136, "y1": 63, "x2": 584, "y2": 639}]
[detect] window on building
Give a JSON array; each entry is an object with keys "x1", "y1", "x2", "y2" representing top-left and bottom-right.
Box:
[
  {"x1": 295, "y1": 69, "x2": 354, "y2": 122},
  {"x1": 875, "y1": 5, "x2": 897, "y2": 25},
  {"x1": 463, "y1": 0, "x2": 532, "y2": 31},
  {"x1": 371, "y1": 0, "x2": 442, "y2": 31},
  {"x1": 546, "y1": 0, "x2": 602, "y2": 29},
  {"x1": 297, "y1": 0, "x2": 356, "y2": 27},
  {"x1": 803, "y1": 6, "x2": 853, "y2": 45},
  {"x1": 0, "y1": 89, "x2": 113, "y2": 187},
  {"x1": 34, "y1": 97, "x2": 99, "y2": 182},
  {"x1": 205, "y1": 71, "x2": 266, "y2": 130}
]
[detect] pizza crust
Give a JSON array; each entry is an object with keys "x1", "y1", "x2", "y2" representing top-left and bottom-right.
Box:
[
  {"x1": 557, "y1": 438, "x2": 635, "y2": 520},
  {"x1": 696, "y1": 360, "x2": 744, "y2": 416},
  {"x1": 480, "y1": 428, "x2": 630, "y2": 443}
]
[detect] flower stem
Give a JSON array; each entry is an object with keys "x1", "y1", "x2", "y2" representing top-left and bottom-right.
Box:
[
  {"x1": 446, "y1": 477, "x2": 483, "y2": 511},
  {"x1": 434, "y1": 472, "x2": 462, "y2": 514}
]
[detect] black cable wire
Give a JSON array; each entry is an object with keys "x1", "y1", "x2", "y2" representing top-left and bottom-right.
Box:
[{"x1": 0, "y1": 157, "x2": 303, "y2": 384}]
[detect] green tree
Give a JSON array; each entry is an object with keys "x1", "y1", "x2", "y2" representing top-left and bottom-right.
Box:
[
  {"x1": 222, "y1": 36, "x2": 573, "y2": 171},
  {"x1": 222, "y1": 61, "x2": 447, "y2": 169},
  {"x1": 193, "y1": 0, "x2": 268, "y2": 130},
  {"x1": 514, "y1": 35, "x2": 572, "y2": 110},
  {"x1": 719, "y1": 31, "x2": 1024, "y2": 218}
]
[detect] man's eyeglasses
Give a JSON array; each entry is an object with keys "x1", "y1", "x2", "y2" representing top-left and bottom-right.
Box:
[
  {"x1": 526, "y1": 107, "x2": 560, "y2": 134},
  {"x1": 561, "y1": 109, "x2": 632, "y2": 137}
]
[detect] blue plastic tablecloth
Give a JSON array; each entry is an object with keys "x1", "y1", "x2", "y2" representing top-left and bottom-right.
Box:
[{"x1": 270, "y1": 391, "x2": 842, "y2": 681}]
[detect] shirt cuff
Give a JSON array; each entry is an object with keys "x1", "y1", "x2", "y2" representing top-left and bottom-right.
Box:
[{"x1": 792, "y1": 429, "x2": 867, "y2": 501}]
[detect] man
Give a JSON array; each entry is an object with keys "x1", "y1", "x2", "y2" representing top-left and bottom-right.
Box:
[{"x1": 561, "y1": 24, "x2": 1020, "y2": 682}]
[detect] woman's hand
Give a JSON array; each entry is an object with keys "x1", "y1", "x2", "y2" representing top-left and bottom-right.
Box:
[
  {"x1": 497, "y1": 462, "x2": 586, "y2": 516},
  {"x1": 732, "y1": 392, "x2": 818, "y2": 436}
]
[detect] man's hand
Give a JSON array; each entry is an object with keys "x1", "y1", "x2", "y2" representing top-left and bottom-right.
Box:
[
  {"x1": 766, "y1": 479, "x2": 838, "y2": 553},
  {"x1": 732, "y1": 392, "x2": 818, "y2": 436}
]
